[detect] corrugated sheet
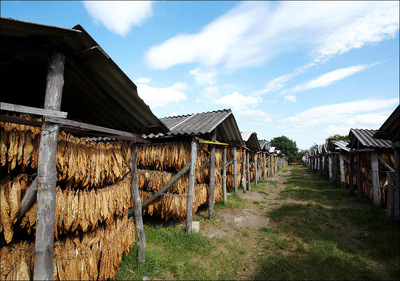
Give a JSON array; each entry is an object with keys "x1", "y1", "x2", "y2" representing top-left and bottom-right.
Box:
[
  {"x1": 146, "y1": 109, "x2": 243, "y2": 146},
  {"x1": 374, "y1": 105, "x2": 400, "y2": 142},
  {"x1": 1, "y1": 17, "x2": 168, "y2": 135},
  {"x1": 241, "y1": 131, "x2": 261, "y2": 151},
  {"x1": 259, "y1": 139, "x2": 270, "y2": 151},
  {"x1": 349, "y1": 129, "x2": 392, "y2": 149}
]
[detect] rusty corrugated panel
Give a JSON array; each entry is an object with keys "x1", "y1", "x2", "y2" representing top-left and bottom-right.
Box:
[{"x1": 349, "y1": 129, "x2": 392, "y2": 149}]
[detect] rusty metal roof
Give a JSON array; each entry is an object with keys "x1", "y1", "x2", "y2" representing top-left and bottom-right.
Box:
[
  {"x1": 349, "y1": 129, "x2": 392, "y2": 150},
  {"x1": 1, "y1": 17, "x2": 168, "y2": 135},
  {"x1": 146, "y1": 109, "x2": 243, "y2": 146},
  {"x1": 374, "y1": 105, "x2": 400, "y2": 142},
  {"x1": 241, "y1": 131, "x2": 261, "y2": 151}
]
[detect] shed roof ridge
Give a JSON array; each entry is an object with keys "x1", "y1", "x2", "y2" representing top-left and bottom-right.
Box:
[{"x1": 161, "y1": 108, "x2": 231, "y2": 120}]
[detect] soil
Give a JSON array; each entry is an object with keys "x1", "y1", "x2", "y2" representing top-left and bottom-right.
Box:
[{"x1": 194, "y1": 167, "x2": 296, "y2": 280}]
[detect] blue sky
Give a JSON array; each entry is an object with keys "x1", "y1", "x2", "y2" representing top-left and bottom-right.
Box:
[{"x1": 2, "y1": 1, "x2": 399, "y2": 150}]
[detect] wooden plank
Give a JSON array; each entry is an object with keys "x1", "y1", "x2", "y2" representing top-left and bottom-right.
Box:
[
  {"x1": 386, "y1": 172, "x2": 394, "y2": 218},
  {"x1": 1, "y1": 115, "x2": 42, "y2": 127},
  {"x1": 17, "y1": 178, "x2": 38, "y2": 221},
  {"x1": 255, "y1": 153, "x2": 258, "y2": 185},
  {"x1": 349, "y1": 154, "x2": 354, "y2": 195},
  {"x1": 34, "y1": 50, "x2": 65, "y2": 281},
  {"x1": 198, "y1": 139, "x2": 229, "y2": 146},
  {"x1": 208, "y1": 129, "x2": 217, "y2": 219},
  {"x1": 139, "y1": 162, "x2": 191, "y2": 209},
  {"x1": 357, "y1": 153, "x2": 362, "y2": 200},
  {"x1": 223, "y1": 147, "x2": 227, "y2": 202},
  {"x1": 130, "y1": 144, "x2": 146, "y2": 264},
  {"x1": 371, "y1": 151, "x2": 380, "y2": 205},
  {"x1": 0, "y1": 102, "x2": 67, "y2": 118},
  {"x1": 377, "y1": 155, "x2": 395, "y2": 172},
  {"x1": 234, "y1": 146, "x2": 238, "y2": 194},
  {"x1": 186, "y1": 138, "x2": 198, "y2": 233},
  {"x1": 242, "y1": 149, "x2": 246, "y2": 193},
  {"x1": 393, "y1": 145, "x2": 400, "y2": 221},
  {"x1": 339, "y1": 152, "x2": 346, "y2": 189},
  {"x1": 247, "y1": 152, "x2": 251, "y2": 191}
]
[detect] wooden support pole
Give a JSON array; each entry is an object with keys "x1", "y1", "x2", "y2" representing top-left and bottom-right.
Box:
[
  {"x1": 328, "y1": 155, "x2": 333, "y2": 180},
  {"x1": 247, "y1": 152, "x2": 251, "y2": 191},
  {"x1": 339, "y1": 152, "x2": 346, "y2": 189},
  {"x1": 17, "y1": 178, "x2": 38, "y2": 221},
  {"x1": 223, "y1": 147, "x2": 227, "y2": 202},
  {"x1": 377, "y1": 155, "x2": 395, "y2": 172},
  {"x1": 130, "y1": 144, "x2": 146, "y2": 264},
  {"x1": 371, "y1": 150, "x2": 380, "y2": 205},
  {"x1": 349, "y1": 154, "x2": 354, "y2": 195},
  {"x1": 357, "y1": 153, "x2": 362, "y2": 200},
  {"x1": 34, "y1": 50, "x2": 65, "y2": 281},
  {"x1": 255, "y1": 153, "x2": 258, "y2": 185},
  {"x1": 208, "y1": 130, "x2": 217, "y2": 219},
  {"x1": 393, "y1": 145, "x2": 400, "y2": 221},
  {"x1": 269, "y1": 155, "x2": 272, "y2": 177},
  {"x1": 186, "y1": 138, "x2": 198, "y2": 233},
  {"x1": 263, "y1": 153, "x2": 267, "y2": 180},
  {"x1": 234, "y1": 146, "x2": 238, "y2": 194},
  {"x1": 242, "y1": 149, "x2": 246, "y2": 193},
  {"x1": 386, "y1": 172, "x2": 394, "y2": 218}
]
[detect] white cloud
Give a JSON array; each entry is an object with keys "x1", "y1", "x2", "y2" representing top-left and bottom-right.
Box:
[
  {"x1": 83, "y1": 1, "x2": 153, "y2": 36},
  {"x1": 284, "y1": 95, "x2": 296, "y2": 103},
  {"x1": 236, "y1": 108, "x2": 273, "y2": 124},
  {"x1": 279, "y1": 98, "x2": 398, "y2": 131},
  {"x1": 136, "y1": 77, "x2": 151, "y2": 84},
  {"x1": 136, "y1": 82, "x2": 187, "y2": 108},
  {"x1": 145, "y1": 1, "x2": 398, "y2": 70},
  {"x1": 213, "y1": 92, "x2": 261, "y2": 110},
  {"x1": 189, "y1": 68, "x2": 218, "y2": 85}
]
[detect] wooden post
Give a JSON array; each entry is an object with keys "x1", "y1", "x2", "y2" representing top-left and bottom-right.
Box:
[
  {"x1": 34, "y1": 50, "x2": 65, "y2": 281},
  {"x1": 263, "y1": 153, "x2": 267, "y2": 179},
  {"x1": 186, "y1": 138, "x2": 198, "y2": 232},
  {"x1": 234, "y1": 146, "x2": 238, "y2": 194},
  {"x1": 242, "y1": 149, "x2": 246, "y2": 193},
  {"x1": 255, "y1": 153, "x2": 258, "y2": 185},
  {"x1": 339, "y1": 152, "x2": 346, "y2": 189},
  {"x1": 208, "y1": 130, "x2": 217, "y2": 219},
  {"x1": 222, "y1": 147, "x2": 227, "y2": 202},
  {"x1": 357, "y1": 153, "x2": 362, "y2": 200},
  {"x1": 247, "y1": 152, "x2": 251, "y2": 190},
  {"x1": 393, "y1": 144, "x2": 400, "y2": 221},
  {"x1": 386, "y1": 172, "x2": 394, "y2": 218},
  {"x1": 269, "y1": 155, "x2": 272, "y2": 176},
  {"x1": 130, "y1": 144, "x2": 146, "y2": 263},
  {"x1": 349, "y1": 154, "x2": 354, "y2": 195},
  {"x1": 17, "y1": 178, "x2": 38, "y2": 221},
  {"x1": 328, "y1": 155, "x2": 332, "y2": 180},
  {"x1": 371, "y1": 150, "x2": 380, "y2": 205}
]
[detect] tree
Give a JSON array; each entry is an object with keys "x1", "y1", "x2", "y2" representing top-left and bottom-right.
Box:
[
  {"x1": 294, "y1": 149, "x2": 308, "y2": 162},
  {"x1": 270, "y1": 136, "x2": 298, "y2": 163},
  {"x1": 309, "y1": 143, "x2": 319, "y2": 151},
  {"x1": 326, "y1": 134, "x2": 348, "y2": 141}
]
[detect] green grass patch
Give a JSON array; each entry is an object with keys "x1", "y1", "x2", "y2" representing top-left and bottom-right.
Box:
[
  {"x1": 258, "y1": 191, "x2": 269, "y2": 196},
  {"x1": 215, "y1": 193, "x2": 246, "y2": 210}
]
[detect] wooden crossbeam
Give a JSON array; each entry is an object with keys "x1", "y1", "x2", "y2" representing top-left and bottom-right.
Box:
[{"x1": 1, "y1": 102, "x2": 68, "y2": 118}]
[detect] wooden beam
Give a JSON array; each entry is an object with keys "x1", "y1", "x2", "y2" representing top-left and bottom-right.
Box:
[
  {"x1": 357, "y1": 153, "x2": 362, "y2": 200},
  {"x1": 208, "y1": 129, "x2": 217, "y2": 219},
  {"x1": 371, "y1": 151, "x2": 380, "y2": 205},
  {"x1": 247, "y1": 152, "x2": 251, "y2": 191},
  {"x1": 349, "y1": 154, "x2": 354, "y2": 195},
  {"x1": 34, "y1": 49, "x2": 65, "y2": 281},
  {"x1": 223, "y1": 147, "x2": 227, "y2": 203},
  {"x1": 129, "y1": 144, "x2": 146, "y2": 264},
  {"x1": 255, "y1": 153, "x2": 258, "y2": 185},
  {"x1": 377, "y1": 155, "x2": 395, "y2": 173},
  {"x1": 386, "y1": 172, "x2": 394, "y2": 218},
  {"x1": 0, "y1": 102, "x2": 67, "y2": 119},
  {"x1": 186, "y1": 138, "x2": 198, "y2": 233},
  {"x1": 242, "y1": 149, "x2": 246, "y2": 193},
  {"x1": 234, "y1": 146, "x2": 238, "y2": 194},
  {"x1": 393, "y1": 146, "x2": 400, "y2": 221},
  {"x1": 198, "y1": 139, "x2": 229, "y2": 146},
  {"x1": 16, "y1": 177, "x2": 38, "y2": 221},
  {"x1": 139, "y1": 162, "x2": 191, "y2": 210},
  {"x1": 339, "y1": 152, "x2": 346, "y2": 189}
]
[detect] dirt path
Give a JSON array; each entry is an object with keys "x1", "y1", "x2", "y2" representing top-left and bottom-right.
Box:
[{"x1": 195, "y1": 167, "x2": 294, "y2": 280}]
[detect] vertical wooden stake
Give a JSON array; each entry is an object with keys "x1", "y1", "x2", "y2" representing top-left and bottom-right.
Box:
[
  {"x1": 328, "y1": 155, "x2": 333, "y2": 180},
  {"x1": 208, "y1": 130, "x2": 217, "y2": 219},
  {"x1": 349, "y1": 154, "x2": 354, "y2": 195},
  {"x1": 371, "y1": 150, "x2": 380, "y2": 205},
  {"x1": 255, "y1": 153, "x2": 258, "y2": 185},
  {"x1": 269, "y1": 155, "x2": 272, "y2": 177},
  {"x1": 222, "y1": 147, "x2": 227, "y2": 202},
  {"x1": 263, "y1": 153, "x2": 267, "y2": 180},
  {"x1": 247, "y1": 152, "x2": 251, "y2": 190},
  {"x1": 233, "y1": 146, "x2": 238, "y2": 194},
  {"x1": 393, "y1": 144, "x2": 400, "y2": 221},
  {"x1": 242, "y1": 149, "x2": 247, "y2": 193},
  {"x1": 130, "y1": 144, "x2": 146, "y2": 263},
  {"x1": 34, "y1": 50, "x2": 65, "y2": 281},
  {"x1": 386, "y1": 172, "x2": 394, "y2": 218},
  {"x1": 339, "y1": 152, "x2": 346, "y2": 189},
  {"x1": 186, "y1": 138, "x2": 198, "y2": 232},
  {"x1": 357, "y1": 153, "x2": 362, "y2": 200}
]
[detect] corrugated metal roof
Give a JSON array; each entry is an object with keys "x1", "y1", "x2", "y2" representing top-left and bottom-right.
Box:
[
  {"x1": 241, "y1": 131, "x2": 261, "y2": 151},
  {"x1": 349, "y1": 129, "x2": 392, "y2": 149},
  {"x1": 1, "y1": 17, "x2": 168, "y2": 135},
  {"x1": 326, "y1": 139, "x2": 350, "y2": 152},
  {"x1": 146, "y1": 109, "x2": 243, "y2": 146},
  {"x1": 270, "y1": 146, "x2": 276, "y2": 153},
  {"x1": 374, "y1": 105, "x2": 400, "y2": 142},
  {"x1": 259, "y1": 139, "x2": 270, "y2": 151}
]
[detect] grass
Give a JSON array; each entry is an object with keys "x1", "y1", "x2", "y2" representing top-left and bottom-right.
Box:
[
  {"x1": 255, "y1": 166, "x2": 400, "y2": 280},
  {"x1": 116, "y1": 166, "x2": 399, "y2": 281}
]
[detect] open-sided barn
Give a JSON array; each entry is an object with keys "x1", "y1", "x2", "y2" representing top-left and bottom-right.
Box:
[{"x1": 1, "y1": 17, "x2": 168, "y2": 280}]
